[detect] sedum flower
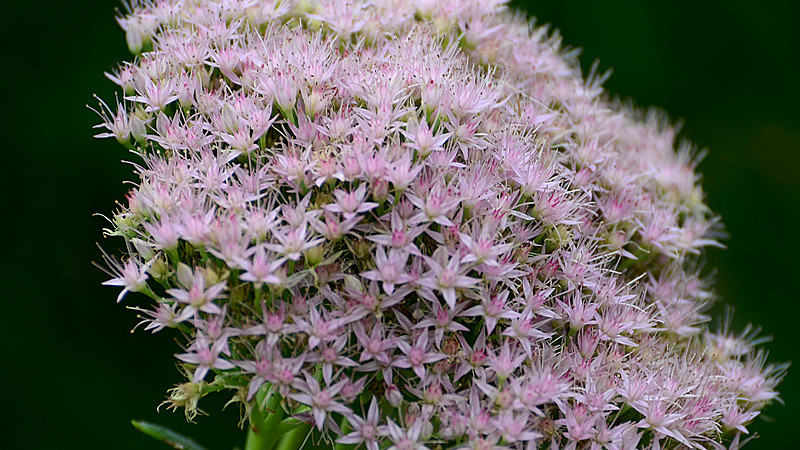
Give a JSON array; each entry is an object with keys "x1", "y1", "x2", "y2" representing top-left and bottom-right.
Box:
[
  {"x1": 337, "y1": 397, "x2": 387, "y2": 450},
  {"x1": 100, "y1": 255, "x2": 151, "y2": 303},
  {"x1": 289, "y1": 372, "x2": 351, "y2": 431},
  {"x1": 96, "y1": 1, "x2": 785, "y2": 449}
]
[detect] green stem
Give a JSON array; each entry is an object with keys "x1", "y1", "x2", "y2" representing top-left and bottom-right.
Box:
[
  {"x1": 275, "y1": 422, "x2": 312, "y2": 450},
  {"x1": 167, "y1": 248, "x2": 180, "y2": 266},
  {"x1": 140, "y1": 285, "x2": 162, "y2": 302},
  {"x1": 245, "y1": 387, "x2": 285, "y2": 450},
  {"x1": 198, "y1": 247, "x2": 210, "y2": 263}
]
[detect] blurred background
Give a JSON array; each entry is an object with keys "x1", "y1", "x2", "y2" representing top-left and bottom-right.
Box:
[{"x1": 3, "y1": 0, "x2": 797, "y2": 448}]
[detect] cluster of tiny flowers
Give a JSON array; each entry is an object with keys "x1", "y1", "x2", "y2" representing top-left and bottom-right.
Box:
[{"x1": 96, "y1": 1, "x2": 785, "y2": 449}]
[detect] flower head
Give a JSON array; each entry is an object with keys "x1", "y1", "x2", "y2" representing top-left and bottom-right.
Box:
[{"x1": 97, "y1": 1, "x2": 783, "y2": 448}]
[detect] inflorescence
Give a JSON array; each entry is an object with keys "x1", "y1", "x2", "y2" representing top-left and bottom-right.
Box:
[{"x1": 95, "y1": 1, "x2": 785, "y2": 449}]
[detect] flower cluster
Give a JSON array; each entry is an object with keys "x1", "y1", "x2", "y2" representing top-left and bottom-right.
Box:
[{"x1": 96, "y1": 1, "x2": 784, "y2": 449}]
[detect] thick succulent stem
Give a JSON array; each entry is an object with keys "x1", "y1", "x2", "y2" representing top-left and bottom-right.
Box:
[
  {"x1": 274, "y1": 422, "x2": 312, "y2": 450},
  {"x1": 245, "y1": 386, "x2": 285, "y2": 450}
]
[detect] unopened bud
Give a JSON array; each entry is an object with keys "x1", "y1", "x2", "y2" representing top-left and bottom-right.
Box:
[
  {"x1": 304, "y1": 244, "x2": 325, "y2": 267},
  {"x1": 148, "y1": 255, "x2": 169, "y2": 281},
  {"x1": 385, "y1": 384, "x2": 403, "y2": 407},
  {"x1": 371, "y1": 178, "x2": 389, "y2": 203}
]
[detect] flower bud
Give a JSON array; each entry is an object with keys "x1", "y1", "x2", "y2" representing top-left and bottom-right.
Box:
[
  {"x1": 131, "y1": 238, "x2": 155, "y2": 260},
  {"x1": 385, "y1": 384, "x2": 403, "y2": 408},
  {"x1": 371, "y1": 178, "x2": 389, "y2": 203},
  {"x1": 147, "y1": 255, "x2": 169, "y2": 281},
  {"x1": 129, "y1": 108, "x2": 150, "y2": 143},
  {"x1": 304, "y1": 244, "x2": 325, "y2": 267}
]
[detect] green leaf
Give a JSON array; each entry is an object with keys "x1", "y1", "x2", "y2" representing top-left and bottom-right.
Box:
[{"x1": 131, "y1": 420, "x2": 209, "y2": 450}]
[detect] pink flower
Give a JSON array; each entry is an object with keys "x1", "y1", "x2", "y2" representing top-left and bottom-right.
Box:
[
  {"x1": 265, "y1": 222, "x2": 324, "y2": 261},
  {"x1": 395, "y1": 330, "x2": 446, "y2": 380},
  {"x1": 418, "y1": 248, "x2": 479, "y2": 308},
  {"x1": 99, "y1": 253, "x2": 151, "y2": 303},
  {"x1": 166, "y1": 263, "x2": 226, "y2": 315},
  {"x1": 175, "y1": 332, "x2": 235, "y2": 382},
  {"x1": 289, "y1": 372, "x2": 351, "y2": 431},
  {"x1": 325, "y1": 184, "x2": 378, "y2": 219},
  {"x1": 361, "y1": 246, "x2": 413, "y2": 295},
  {"x1": 407, "y1": 181, "x2": 461, "y2": 227},
  {"x1": 338, "y1": 398, "x2": 387, "y2": 450},
  {"x1": 385, "y1": 418, "x2": 428, "y2": 450},
  {"x1": 237, "y1": 246, "x2": 286, "y2": 288},
  {"x1": 130, "y1": 302, "x2": 193, "y2": 333},
  {"x1": 367, "y1": 211, "x2": 427, "y2": 255},
  {"x1": 403, "y1": 117, "x2": 451, "y2": 158}
]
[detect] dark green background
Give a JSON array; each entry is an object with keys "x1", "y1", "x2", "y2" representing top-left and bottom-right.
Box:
[{"x1": 4, "y1": 1, "x2": 798, "y2": 448}]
